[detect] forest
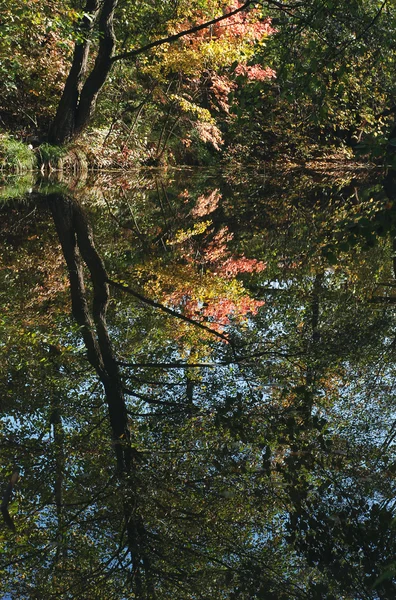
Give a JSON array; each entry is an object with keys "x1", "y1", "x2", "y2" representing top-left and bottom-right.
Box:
[
  {"x1": 2, "y1": 2, "x2": 396, "y2": 600},
  {"x1": 1, "y1": 0, "x2": 396, "y2": 168}
]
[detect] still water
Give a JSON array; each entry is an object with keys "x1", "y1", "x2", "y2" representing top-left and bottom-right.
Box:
[{"x1": 1, "y1": 169, "x2": 396, "y2": 599}]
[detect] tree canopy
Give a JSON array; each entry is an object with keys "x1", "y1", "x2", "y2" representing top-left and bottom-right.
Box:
[{"x1": 2, "y1": 0, "x2": 396, "y2": 164}]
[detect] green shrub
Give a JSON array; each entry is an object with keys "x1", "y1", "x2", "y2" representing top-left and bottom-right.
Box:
[
  {"x1": 37, "y1": 143, "x2": 66, "y2": 167},
  {"x1": 0, "y1": 134, "x2": 36, "y2": 172}
]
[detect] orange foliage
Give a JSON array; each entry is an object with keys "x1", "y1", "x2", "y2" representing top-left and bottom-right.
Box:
[
  {"x1": 234, "y1": 63, "x2": 276, "y2": 81},
  {"x1": 191, "y1": 189, "x2": 221, "y2": 217},
  {"x1": 175, "y1": 2, "x2": 275, "y2": 45}
]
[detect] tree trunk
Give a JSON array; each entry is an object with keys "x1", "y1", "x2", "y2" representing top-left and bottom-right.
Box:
[
  {"x1": 74, "y1": 0, "x2": 118, "y2": 136},
  {"x1": 48, "y1": 40, "x2": 92, "y2": 144},
  {"x1": 47, "y1": 0, "x2": 251, "y2": 145},
  {"x1": 48, "y1": 0, "x2": 117, "y2": 145}
]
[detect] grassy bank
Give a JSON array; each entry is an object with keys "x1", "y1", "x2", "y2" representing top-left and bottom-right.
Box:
[
  {"x1": 0, "y1": 133, "x2": 90, "y2": 175},
  {"x1": 0, "y1": 130, "x2": 381, "y2": 178},
  {"x1": 0, "y1": 134, "x2": 36, "y2": 173}
]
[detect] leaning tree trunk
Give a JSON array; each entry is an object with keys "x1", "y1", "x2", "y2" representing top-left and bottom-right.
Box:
[
  {"x1": 74, "y1": 0, "x2": 118, "y2": 136},
  {"x1": 48, "y1": 0, "x2": 118, "y2": 144},
  {"x1": 48, "y1": 37, "x2": 92, "y2": 144}
]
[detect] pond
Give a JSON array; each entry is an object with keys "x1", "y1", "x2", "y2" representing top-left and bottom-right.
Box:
[{"x1": 1, "y1": 168, "x2": 396, "y2": 599}]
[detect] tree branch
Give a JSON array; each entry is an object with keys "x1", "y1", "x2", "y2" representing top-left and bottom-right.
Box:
[
  {"x1": 123, "y1": 388, "x2": 188, "y2": 408},
  {"x1": 328, "y1": 0, "x2": 387, "y2": 61},
  {"x1": 118, "y1": 361, "x2": 228, "y2": 369},
  {"x1": 111, "y1": 0, "x2": 254, "y2": 63}
]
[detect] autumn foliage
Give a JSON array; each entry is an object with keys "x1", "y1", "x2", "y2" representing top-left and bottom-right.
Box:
[
  {"x1": 134, "y1": 187, "x2": 267, "y2": 335},
  {"x1": 134, "y1": 1, "x2": 276, "y2": 157}
]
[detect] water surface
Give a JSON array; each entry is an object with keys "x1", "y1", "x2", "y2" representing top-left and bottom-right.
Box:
[{"x1": 1, "y1": 169, "x2": 396, "y2": 599}]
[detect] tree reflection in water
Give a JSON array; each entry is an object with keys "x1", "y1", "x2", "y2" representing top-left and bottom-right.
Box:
[{"x1": 1, "y1": 171, "x2": 396, "y2": 599}]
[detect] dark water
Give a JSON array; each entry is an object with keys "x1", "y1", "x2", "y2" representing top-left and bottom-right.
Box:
[{"x1": 1, "y1": 169, "x2": 396, "y2": 599}]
